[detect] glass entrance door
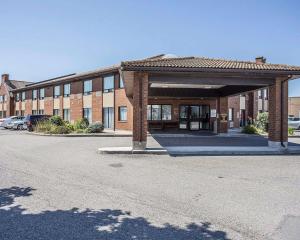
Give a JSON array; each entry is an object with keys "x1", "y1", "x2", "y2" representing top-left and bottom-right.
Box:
[
  {"x1": 179, "y1": 105, "x2": 210, "y2": 131},
  {"x1": 103, "y1": 107, "x2": 114, "y2": 129}
]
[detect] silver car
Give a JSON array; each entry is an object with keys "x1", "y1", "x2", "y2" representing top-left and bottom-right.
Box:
[
  {"x1": 2, "y1": 116, "x2": 19, "y2": 129},
  {"x1": 12, "y1": 117, "x2": 27, "y2": 130},
  {"x1": 288, "y1": 117, "x2": 300, "y2": 129}
]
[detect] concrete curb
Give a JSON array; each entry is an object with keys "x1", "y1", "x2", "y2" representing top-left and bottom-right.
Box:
[
  {"x1": 97, "y1": 146, "x2": 300, "y2": 156},
  {"x1": 26, "y1": 132, "x2": 132, "y2": 137},
  {"x1": 97, "y1": 147, "x2": 168, "y2": 155}
]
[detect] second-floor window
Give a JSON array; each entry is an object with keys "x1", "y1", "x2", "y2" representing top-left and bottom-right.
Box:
[
  {"x1": 39, "y1": 88, "x2": 45, "y2": 100},
  {"x1": 104, "y1": 76, "x2": 114, "y2": 92},
  {"x1": 84, "y1": 80, "x2": 92, "y2": 95},
  {"x1": 54, "y1": 86, "x2": 60, "y2": 98},
  {"x1": 21, "y1": 92, "x2": 26, "y2": 102},
  {"x1": 16, "y1": 93, "x2": 20, "y2": 102},
  {"x1": 32, "y1": 90, "x2": 37, "y2": 100},
  {"x1": 0, "y1": 96, "x2": 3, "y2": 103},
  {"x1": 64, "y1": 83, "x2": 71, "y2": 97}
]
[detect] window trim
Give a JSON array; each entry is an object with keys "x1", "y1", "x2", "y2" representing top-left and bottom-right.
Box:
[
  {"x1": 103, "y1": 75, "x2": 115, "y2": 93},
  {"x1": 32, "y1": 90, "x2": 37, "y2": 100},
  {"x1": 147, "y1": 104, "x2": 172, "y2": 121},
  {"x1": 83, "y1": 80, "x2": 92, "y2": 96},
  {"x1": 39, "y1": 88, "x2": 45, "y2": 100},
  {"x1": 54, "y1": 85, "x2": 60, "y2": 98},
  {"x1": 118, "y1": 106, "x2": 128, "y2": 122},
  {"x1": 63, "y1": 83, "x2": 71, "y2": 97}
]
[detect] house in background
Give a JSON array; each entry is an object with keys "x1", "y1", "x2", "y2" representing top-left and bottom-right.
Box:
[{"x1": 0, "y1": 74, "x2": 32, "y2": 118}]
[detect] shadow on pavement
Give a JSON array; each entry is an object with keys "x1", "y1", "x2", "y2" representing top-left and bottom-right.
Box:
[{"x1": 0, "y1": 186, "x2": 229, "y2": 240}]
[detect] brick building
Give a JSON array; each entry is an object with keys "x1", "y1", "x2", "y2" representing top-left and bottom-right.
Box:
[{"x1": 1, "y1": 54, "x2": 300, "y2": 149}]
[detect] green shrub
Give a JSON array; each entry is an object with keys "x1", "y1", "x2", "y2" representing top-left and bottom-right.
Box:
[
  {"x1": 74, "y1": 118, "x2": 89, "y2": 130},
  {"x1": 65, "y1": 122, "x2": 75, "y2": 132},
  {"x1": 288, "y1": 127, "x2": 295, "y2": 136},
  {"x1": 254, "y1": 112, "x2": 268, "y2": 132},
  {"x1": 49, "y1": 125, "x2": 71, "y2": 134},
  {"x1": 75, "y1": 128, "x2": 87, "y2": 134},
  {"x1": 35, "y1": 120, "x2": 52, "y2": 133},
  {"x1": 50, "y1": 115, "x2": 64, "y2": 126},
  {"x1": 86, "y1": 122, "x2": 104, "y2": 133},
  {"x1": 242, "y1": 125, "x2": 259, "y2": 134}
]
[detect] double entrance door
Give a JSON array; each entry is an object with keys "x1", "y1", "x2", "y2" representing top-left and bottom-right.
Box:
[{"x1": 179, "y1": 105, "x2": 210, "y2": 130}]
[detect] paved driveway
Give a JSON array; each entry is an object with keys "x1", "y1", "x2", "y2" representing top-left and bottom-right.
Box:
[{"x1": 0, "y1": 129, "x2": 300, "y2": 239}]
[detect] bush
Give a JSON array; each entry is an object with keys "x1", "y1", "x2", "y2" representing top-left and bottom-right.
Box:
[
  {"x1": 50, "y1": 115, "x2": 64, "y2": 126},
  {"x1": 242, "y1": 125, "x2": 259, "y2": 134},
  {"x1": 35, "y1": 120, "x2": 52, "y2": 133},
  {"x1": 86, "y1": 122, "x2": 104, "y2": 133},
  {"x1": 74, "y1": 118, "x2": 89, "y2": 130},
  {"x1": 254, "y1": 112, "x2": 268, "y2": 132},
  {"x1": 65, "y1": 122, "x2": 75, "y2": 132},
  {"x1": 49, "y1": 125, "x2": 71, "y2": 134},
  {"x1": 288, "y1": 127, "x2": 295, "y2": 136}
]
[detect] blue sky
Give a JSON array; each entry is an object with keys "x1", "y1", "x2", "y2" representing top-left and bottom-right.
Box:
[{"x1": 0, "y1": 0, "x2": 300, "y2": 96}]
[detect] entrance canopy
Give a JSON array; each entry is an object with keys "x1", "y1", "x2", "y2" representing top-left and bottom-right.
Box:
[
  {"x1": 120, "y1": 55, "x2": 300, "y2": 150},
  {"x1": 121, "y1": 56, "x2": 300, "y2": 99}
]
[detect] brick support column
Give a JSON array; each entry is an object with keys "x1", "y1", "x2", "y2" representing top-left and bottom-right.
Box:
[
  {"x1": 217, "y1": 96, "x2": 228, "y2": 134},
  {"x1": 268, "y1": 77, "x2": 288, "y2": 148},
  {"x1": 132, "y1": 72, "x2": 148, "y2": 150}
]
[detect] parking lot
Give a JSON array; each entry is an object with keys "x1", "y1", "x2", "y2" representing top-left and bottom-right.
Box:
[{"x1": 0, "y1": 129, "x2": 300, "y2": 239}]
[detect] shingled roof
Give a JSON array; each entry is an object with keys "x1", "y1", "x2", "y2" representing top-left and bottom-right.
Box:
[{"x1": 121, "y1": 56, "x2": 300, "y2": 73}]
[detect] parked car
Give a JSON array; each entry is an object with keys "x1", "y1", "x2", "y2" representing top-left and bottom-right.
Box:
[
  {"x1": 288, "y1": 117, "x2": 300, "y2": 129},
  {"x1": 0, "y1": 118, "x2": 6, "y2": 127},
  {"x1": 24, "y1": 115, "x2": 50, "y2": 132},
  {"x1": 11, "y1": 117, "x2": 27, "y2": 130},
  {"x1": 5, "y1": 116, "x2": 26, "y2": 129},
  {"x1": 2, "y1": 116, "x2": 19, "y2": 129}
]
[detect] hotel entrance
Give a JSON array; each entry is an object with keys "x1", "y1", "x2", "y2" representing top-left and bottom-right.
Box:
[{"x1": 179, "y1": 105, "x2": 210, "y2": 131}]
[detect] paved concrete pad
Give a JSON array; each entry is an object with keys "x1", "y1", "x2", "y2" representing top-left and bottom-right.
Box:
[{"x1": 1, "y1": 129, "x2": 300, "y2": 239}]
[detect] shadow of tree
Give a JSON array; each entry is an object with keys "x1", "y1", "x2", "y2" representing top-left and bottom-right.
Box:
[{"x1": 0, "y1": 186, "x2": 229, "y2": 240}]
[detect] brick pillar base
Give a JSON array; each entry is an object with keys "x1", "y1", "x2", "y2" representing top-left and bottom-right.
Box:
[
  {"x1": 132, "y1": 72, "x2": 148, "y2": 150},
  {"x1": 217, "y1": 97, "x2": 228, "y2": 134},
  {"x1": 268, "y1": 77, "x2": 288, "y2": 148}
]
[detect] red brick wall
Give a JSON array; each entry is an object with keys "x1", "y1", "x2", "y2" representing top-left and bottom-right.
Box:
[
  {"x1": 228, "y1": 96, "x2": 240, "y2": 128},
  {"x1": 115, "y1": 88, "x2": 133, "y2": 131}
]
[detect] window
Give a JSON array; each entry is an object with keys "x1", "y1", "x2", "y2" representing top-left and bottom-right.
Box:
[
  {"x1": 32, "y1": 110, "x2": 38, "y2": 115},
  {"x1": 63, "y1": 109, "x2": 70, "y2": 122},
  {"x1": 228, "y1": 108, "x2": 234, "y2": 121},
  {"x1": 64, "y1": 83, "x2": 71, "y2": 97},
  {"x1": 258, "y1": 90, "x2": 262, "y2": 99},
  {"x1": 21, "y1": 110, "x2": 25, "y2": 116},
  {"x1": 32, "y1": 90, "x2": 37, "y2": 100},
  {"x1": 53, "y1": 109, "x2": 60, "y2": 116},
  {"x1": 16, "y1": 93, "x2": 20, "y2": 102},
  {"x1": 38, "y1": 110, "x2": 44, "y2": 115},
  {"x1": 54, "y1": 86, "x2": 60, "y2": 98},
  {"x1": 39, "y1": 88, "x2": 45, "y2": 100},
  {"x1": 119, "y1": 76, "x2": 124, "y2": 88},
  {"x1": 264, "y1": 89, "x2": 268, "y2": 100},
  {"x1": 83, "y1": 80, "x2": 92, "y2": 95},
  {"x1": 103, "y1": 76, "x2": 114, "y2": 92},
  {"x1": 0, "y1": 96, "x2": 3, "y2": 103},
  {"x1": 162, "y1": 105, "x2": 172, "y2": 120},
  {"x1": 118, "y1": 106, "x2": 127, "y2": 121},
  {"x1": 83, "y1": 108, "x2": 92, "y2": 123},
  {"x1": 16, "y1": 110, "x2": 20, "y2": 116},
  {"x1": 3, "y1": 95, "x2": 7, "y2": 102},
  {"x1": 3, "y1": 111, "x2": 6, "y2": 118},
  {"x1": 147, "y1": 105, "x2": 172, "y2": 121},
  {"x1": 21, "y1": 92, "x2": 26, "y2": 102}
]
